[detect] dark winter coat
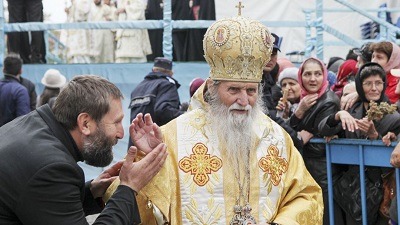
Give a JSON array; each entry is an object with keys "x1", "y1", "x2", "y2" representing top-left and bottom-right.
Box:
[
  {"x1": 0, "y1": 105, "x2": 141, "y2": 225},
  {"x1": 129, "y1": 71, "x2": 184, "y2": 127},
  {"x1": 0, "y1": 75, "x2": 30, "y2": 126}
]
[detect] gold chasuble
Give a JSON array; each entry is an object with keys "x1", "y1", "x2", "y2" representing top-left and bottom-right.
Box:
[{"x1": 105, "y1": 84, "x2": 323, "y2": 225}]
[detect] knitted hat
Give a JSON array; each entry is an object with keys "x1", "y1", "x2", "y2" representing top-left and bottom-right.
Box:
[{"x1": 278, "y1": 67, "x2": 299, "y2": 86}]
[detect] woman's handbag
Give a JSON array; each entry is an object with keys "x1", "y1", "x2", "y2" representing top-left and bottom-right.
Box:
[
  {"x1": 334, "y1": 166, "x2": 383, "y2": 225},
  {"x1": 380, "y1": 169, "x2": 396, "y2": 219}
]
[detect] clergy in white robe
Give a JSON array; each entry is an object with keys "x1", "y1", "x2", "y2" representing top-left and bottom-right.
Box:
[
  {"x1": 65, "y1": 0, "x2": 92, "y2": 63},
  {"x1": 88, "y1": 0, "x2": 115, "y2": 63},
  {"x1": 114, "y1": 0, "x2": 152, "y2": 63}
]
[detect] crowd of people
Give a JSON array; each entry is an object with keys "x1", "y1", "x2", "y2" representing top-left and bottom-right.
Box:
[
  {"x1": 59, "y1": 0, "x2": 215, "y2": 64},
  {"x1": 0, "y1": 53, "x2": 67, "y2": 127},
  {"x1": 258, "y1": 35, "x2": 400, "y2": 224},
  {"x1": 2, "y1": 2, "x2": 400, "y2": 225},
  {"x1": 260, "y1": 37, "x2": 400, "y2": 224}
]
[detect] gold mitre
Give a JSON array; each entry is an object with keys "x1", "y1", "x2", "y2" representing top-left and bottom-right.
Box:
[{"x1": 203, "y1": 16, "x2": 274, "y2": 83}]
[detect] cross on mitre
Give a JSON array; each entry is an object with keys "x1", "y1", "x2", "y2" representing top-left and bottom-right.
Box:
[{"x1": 236, "y1": 1, "x2": 244, "y2": 16}]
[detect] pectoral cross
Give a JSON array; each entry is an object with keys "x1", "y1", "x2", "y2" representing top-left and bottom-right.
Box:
[
  {"x1": 230, "y1": 204, "x2": 256, "y2": 225},
  {"x1": 236, "y1": 1, "x2": 244, "y2": 16}
]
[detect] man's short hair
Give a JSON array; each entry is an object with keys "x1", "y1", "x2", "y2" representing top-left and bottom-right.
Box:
[
  {"x1": 53, "y1": 75, "x2": 123, "y2": 130},
  {"x1": 3, "y1": 53, "x2": 22, "y2": 76}
]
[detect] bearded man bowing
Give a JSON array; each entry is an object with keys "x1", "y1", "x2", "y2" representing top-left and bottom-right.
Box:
[{"x1": 105, "y1": 13, "x2": 323, "y2": 225}]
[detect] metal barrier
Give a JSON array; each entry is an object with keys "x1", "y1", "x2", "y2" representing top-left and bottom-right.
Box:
[
  {"x1": 310, "y1": 138, "x2": 400, "y2": 225},
  {"x1": 44, "y1": 30, "x2": 67, "y2": 64}
]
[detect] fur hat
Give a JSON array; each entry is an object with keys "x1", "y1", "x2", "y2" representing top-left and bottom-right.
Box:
[{"x1": 153, "y1": 57, "x2": 172, "y2": 70}]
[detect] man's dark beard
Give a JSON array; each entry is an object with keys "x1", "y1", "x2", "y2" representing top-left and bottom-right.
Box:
[{"x1": 82, "y1": 124, "x2": 115, "y2": 167}]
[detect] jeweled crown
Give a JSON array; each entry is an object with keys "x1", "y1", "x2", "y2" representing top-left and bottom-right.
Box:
[{"x1": 203, "y1": 16, "x2": 273, "y2": 83}]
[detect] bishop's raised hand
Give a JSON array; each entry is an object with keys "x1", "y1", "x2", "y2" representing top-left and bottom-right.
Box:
[{"x1": 129, "y1": 113, "x2": 163, "y2": 154}]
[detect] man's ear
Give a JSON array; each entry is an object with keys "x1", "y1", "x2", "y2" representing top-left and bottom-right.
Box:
[{"x1": 76, "y1": 113, "x2": 95, "y2": 135}]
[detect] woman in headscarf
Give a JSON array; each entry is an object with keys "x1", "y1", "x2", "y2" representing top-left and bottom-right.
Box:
[
  {"x1": 331, "y1": 59, "x2": 358, "y2": 98},
  {"x1": 370, "y1": 41, "x2": 400, "y2": 104},
  {"x1": 342, "y1": 41, "x2": 400, "y2": 109},
  {"x1": 319, "y1": 62, "x2": 400, "y2": 225},
  {"x1": 288, "y1": 57, "x2": 343, "y2": 225}
]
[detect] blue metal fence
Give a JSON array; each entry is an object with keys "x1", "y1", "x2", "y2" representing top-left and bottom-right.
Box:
[{"x1": 311, "y1": 138, "x2": 400, "y2": 225}]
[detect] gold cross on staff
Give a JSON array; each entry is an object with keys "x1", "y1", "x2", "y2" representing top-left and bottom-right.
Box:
[{"x1": 236, "y1": 1, "x2": 244, "y2": 16}]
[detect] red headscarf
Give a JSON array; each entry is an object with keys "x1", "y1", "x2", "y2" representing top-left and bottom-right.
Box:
[
  {"x1": 298, "y1": 57, "x2": 329, "y2": 99},
  {"x1": 331, "y1": 59, "x2": 357, "y2": 96}
]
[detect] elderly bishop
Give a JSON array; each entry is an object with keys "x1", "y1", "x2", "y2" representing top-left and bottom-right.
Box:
[{"x1": 105, "y1": 14, "x2": 323, "y2": 225}]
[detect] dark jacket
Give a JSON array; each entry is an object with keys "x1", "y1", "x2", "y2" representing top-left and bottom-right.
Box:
[
  {"x1": 0, "y1": 75, "x2": 30, "y2": 126},
  {"x1": 129, "y1": 71, "x2": 184, "y2": 126},
  {"x1": 261, "y1": 72, "x2": 303, "y2": 151},
  {"x1": 0, "y1": 105, "x2": 141, "y2": 225},
  {"x1": 289, "y1": 89, "x2": 343, "y2": 225},
  {"x1": 289, "y1": 89, "x2": 340, "y2": 158},
  {"x1": 261, "y1": 71, "x2": 281, "y2": 113},
  {"x1": 20, "y1": 77, "x2": 37, "y2": 111}
]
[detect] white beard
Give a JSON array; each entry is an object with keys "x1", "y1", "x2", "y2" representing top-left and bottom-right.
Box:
[{"x1": 208, "y1": 94, "x2": 262, "y2": 168}]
